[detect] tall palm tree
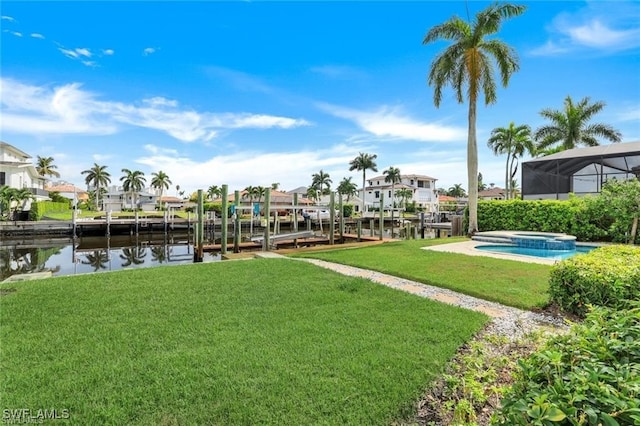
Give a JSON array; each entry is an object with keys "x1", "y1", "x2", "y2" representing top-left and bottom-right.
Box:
[
  {"x1": 81, "y1": 163, "x2": 111, "y2": 211},
  {"x1": 120, "y1": 169, "x2": 146, "y2": 210},
  {"x1": 271, "y1": 182, "x2": 280, "y2": 191},
  {"x1": 349, "y1": 152, "x2": 378, "y2": 216},
  {"x1": 36, "y1": 156, "x2": 60, "y2": 179},
  {"x1": 243, "y1": 186, "x2": 257, "y2": 205},
  {"x1": 337, "y1": 177, "x2": 358, "y2": 202},
  {"x1": 311, "y1": 170, "x2": 332, "y2": 196},
  {"x1": 487, "y1": 122, "x2": 533, "y2": 199},
  {"x1": 534, "y1": 96, "x2": 622, "y2": 152},
  {"x1": 150, "y1": 170, "x2": 172, "y2": 209},
  {"x1": 255, "y1": 186, "x2": 267, "y2": 205},
  {"x1": 423, "y1": 2, "x2": 526, "y2": 235},
  {"x1": 383, "y1": 166, "x2": 402, "y2": 237}
]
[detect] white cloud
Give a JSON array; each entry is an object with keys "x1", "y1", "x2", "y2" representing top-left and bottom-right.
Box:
[
  {"x1": 0, "y1": 78, "x2": 310, "y2": 142},
  {"x1": 135, "y1": 145, "x2": 358, "y2": 195},
  {"x1": 204, "y1": 66, "x2": 274, "y2": 94},
  {"x1": 310, "y1": 65, "x2": 366, "y2": 79},
  {"x1": 93, "y1": 154, "x2": 113, "y2": 162},
  {"x1": 143, "y1": 47, "x2": 157, "y2": 56},
  {"x1": 618, "y1": 107, "x2": 640, "y2": 122},
  {"x1": 75, "y1": 48, "x2": 92, "y2": 57},
  {"x1": 531, "y1": 3, "x2": 640, "y2": 55},
  {"x1": 30, "y1": 33, "x2": 45, "y2": 39},
  {"x1": 102, "y1": 49, "x2": 114, "y2": 56},
  {"x1": 1, "y1": 15, "x2": 16, "y2": 22},
  {"x1": 3, "y1": 30, "x2": 22, "y2": 37},
  {"x1": 318, "y1": 103, "x2": 466, "y2": 143},
  {"x1": 82, "y1": 61, "x2": 98, "y2": 67}
]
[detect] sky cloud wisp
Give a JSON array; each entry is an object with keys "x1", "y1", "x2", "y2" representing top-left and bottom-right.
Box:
[
  {"x1": 319, "y1": 103, "x2": 466, "y2": 143},
  {"x1": 531, "y1": 3, "x2": 640, "y2": 55},
  {"x1": 0, "y1": 78, "x2": 311, "y2": 142},
  {"x1": 143, "y1": 47, "x2": 158, "y2": 56}
]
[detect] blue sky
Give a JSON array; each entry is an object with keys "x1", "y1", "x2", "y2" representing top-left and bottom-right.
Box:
[{"x1": 1, "y1": 1, "x2": 639, "y2": 196}]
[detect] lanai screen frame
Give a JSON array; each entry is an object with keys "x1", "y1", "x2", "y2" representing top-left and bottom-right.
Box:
[{"x1": 522, "y1": 143, "x2": 640, "y2": 200}]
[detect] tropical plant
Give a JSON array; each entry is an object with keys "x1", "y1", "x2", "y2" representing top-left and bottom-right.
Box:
[
  {"x1": 0, "y1": 186, "x2": 33, "y2": 220},
  {"x1": 477, "y1": 173, "x2": 487, "y2": 192},
  {"x1": 599, "y1": 179, "x2": 640, "y2": 244},
  {"x1": 311, "y1": 170, "x2": 332, "y2": 196},
  {"x1": 337, "y1": 177, "x2": 358, "y2": 202},
  {"x1": 349, "y1": 152, "x2": 378, "y2": 216},
  {"x1": 510, "y1": 179, "x2": 520, "y2": 199},
  {"x1": 243, "y1": 186, "x2": 257, "y2": 204},
  {"x1": 255, "y1": 186, "x2": 267, "y2": 205},
  {"x1": 271, "y1": 182, "x2": 280, "y2": 191},
  {"x1": 150, "y1": 171, "x2": 172, "y2": 209},
  {"x1": 487, "y1": 122, "x2": 534, "y2": 199},
  {"x1": 120, "y1": 169, "x2": 146, "y2": 210},
  {"x1": 423, "y1": 2, "x2": 526, "y2": 234},
  {"x1": 36, "y1": 156, "x2": 60, "y2": 179},
  {"x1": 534, "y1": 96, "x2": 622, "y2": 152},
  {"x1": 383, "y1": 166, "x2": 402, "y2": 236},
  {"x1": 396, "y1": 188, "x2": 414, "y2": 211},
  {"x1": 81, "y1": 163, "x2": 111, "y2": 211},
  {"x1": 448, "y1": 184, "x2": 466, "y2": 198},
  {"x1": 207, "y1": 185, "x2": 221, "y2": 201}
]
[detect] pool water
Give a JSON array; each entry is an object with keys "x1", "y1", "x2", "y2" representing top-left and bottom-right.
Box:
[{"x1": 475, "y1": 244, "x2": 597, "y2": 261}]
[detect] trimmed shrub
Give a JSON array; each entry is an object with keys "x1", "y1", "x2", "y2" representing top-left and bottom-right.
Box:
[
  {"x1": 342, "y1": 204, "x2": 354, "y2": 218},
  {"x1": 549, "y1": 245, "x2": 640, "y2": 317},
  {"x1": 493, "y1": 303, "x2": 640, "y2": 425},
  {"x1": 29, "y1": 201, "x2": 70, "y2": 220}
]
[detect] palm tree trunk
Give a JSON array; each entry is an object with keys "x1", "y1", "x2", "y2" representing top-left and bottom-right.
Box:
[
  {"x1": 361, "y1": 171, "x2": 366, "y2": 218},
  {"x1": 631, "y1": 215, "x2": 638, "y2": 244},
  {"x1": 390, "y1": 183, "x2": 395, "y2": 238},
  {"x1": 467, "y1": 100, "x2": 479, "y2": 235},
  {"x1": 504, "y1": 153, "x2": 510, "y2": 200}
]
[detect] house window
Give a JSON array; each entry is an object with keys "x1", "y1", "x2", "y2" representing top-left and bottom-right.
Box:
[
  {"x1": 388, "y1": 190, "x2": 391, "y2": 198},
  {"x1": 410, "y1": 179, "x2": 414, "y2": 185},
  {"x1": 374, "y1": 191, "x2": 380, "y2": 199},
  {"x1": 417, "y1": 181, "x2": 425, "y2": 188},
  {"x1": 0, "y1": 172, "x2": 5, "y2": 186}
]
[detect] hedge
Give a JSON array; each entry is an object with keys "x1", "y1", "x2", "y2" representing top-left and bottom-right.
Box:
[
  {"x1": 467, "y1": 198, "x2": 612, "y2": 242},
  {"x1": 548, "y1": 245, "x2": 640, "y2": 317},
  {"x1": 29, "y1": 201, "x2": 70, "y2": 221},
  {"x1": 493, "y1": 303, "x2": 640, "y2": 425}
]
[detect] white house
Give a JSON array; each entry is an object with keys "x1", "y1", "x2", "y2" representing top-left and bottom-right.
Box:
[
  {"x1": 361, "y1": 173, "x2": 439, "y2": 215},
  {"x1": 0, "y1": 142, "x2": 49, "y2": 209},
  {"x1": 101, "y1": 185, "x2": 158, "y2": 212}
]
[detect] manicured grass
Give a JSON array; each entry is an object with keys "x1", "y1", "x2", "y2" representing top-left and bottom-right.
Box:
[
  {"x1": 0, "y1": 259, "x2": 487, "y2": 425},
  {"x1": 290, "y1": 238, "x2": 552, "y2": 310}
]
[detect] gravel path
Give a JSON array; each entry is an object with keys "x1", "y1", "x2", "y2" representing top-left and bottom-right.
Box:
[{"x1": 286, "y1": 256, "x2": 570, "y2": 340}]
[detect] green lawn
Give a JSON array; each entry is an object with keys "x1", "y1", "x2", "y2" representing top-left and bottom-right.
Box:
[
  {"x1": 290, "y1": 238, "x2": 552, "y2": 310},
  {"x1": 0, "y1": 259, "x2": 487, "y2": 425}
]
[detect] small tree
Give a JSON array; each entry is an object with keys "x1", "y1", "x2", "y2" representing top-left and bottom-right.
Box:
[{"x1": 600, "y1": 179, "x2": 640, "y2": 244}]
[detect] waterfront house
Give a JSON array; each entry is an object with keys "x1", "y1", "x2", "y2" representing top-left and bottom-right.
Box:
[
  {"x1": 0, "y1": 142, "x2": 50, "y2": 214},
  {"x1": 361, "y1": 173, "x2": 439, "y2": 216}
]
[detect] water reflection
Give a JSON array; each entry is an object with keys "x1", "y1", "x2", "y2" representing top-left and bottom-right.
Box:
[{"x1": 1, "y1": 234, "x2": 220, "y2": 281}]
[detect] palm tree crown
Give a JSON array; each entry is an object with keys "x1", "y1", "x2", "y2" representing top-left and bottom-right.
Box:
[
  {"x1": 424, "y1": 2, "x2": 525, "y2": 234},
  {"x1": 311, "y1": 170, "x2": 332, "y2": 196},
  {"x1": 150, "y1": 171, "x2": 172, "y2": 208},
  {"x1": 349, "y1": 152, "x2": 378, "y2": 215},
  {"x1": 337, "y1": 177, "x2": 358, "y2": 202},
  {"x1": 487, "y1": 122, "x2": 533, "y2": 199},
  {"x1": 120, "y1": 169, "x2": 146, "y2": 209},
  {"x1": 534, "y1": 96, "x2": 622, "y2": 152},
  {"x1": 36, "y1": 156, "x2": 60, "y2": 179},
  {"x1": 81, "y1": 163, "x2": 111, "y2": 211}
]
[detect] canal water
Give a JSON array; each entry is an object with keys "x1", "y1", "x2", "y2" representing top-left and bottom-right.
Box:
[{"x1": 1, "y1": 234, "x2": 221, "y2": 281}]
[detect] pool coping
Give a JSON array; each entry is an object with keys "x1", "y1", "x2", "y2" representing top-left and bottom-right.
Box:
[{"x1": 422, "y1": 240, "x2": 602, "y2": 265}]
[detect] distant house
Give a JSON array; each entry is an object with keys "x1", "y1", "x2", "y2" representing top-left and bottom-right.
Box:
[
  {"x1": 362, "y1": 174, "x2": 439, "y2": 214},
  {"x1": 478, "y1": 187, "x2": 507, "y2": 201},
  {"x1": 0, "y1": 142, "x2": 49, "y2": 211},
  {"x1": 522, "y1": 141, "x2": 640, "y2": 200},
  {"x1": 289, "y1": 186, "x2": 364, "y2": 213},
  {"x1": 46, "y1": 182, "x2": 88, "y2": 205},
  {"x1": 101, "y1": 186, "x2": 158, "y2": 212}
]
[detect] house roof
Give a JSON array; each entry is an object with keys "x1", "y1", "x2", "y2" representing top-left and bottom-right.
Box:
[
  {"x1": 525, "y1": 141, "x2": 640, "y2": 163},
  {"x1": 46, "y1": 183, "x2": 86, "y2": 193},
  {"x1": 0, "y1": 141, "x2": 31, "y2": 159},
  {"x1": 160, "y1": 196, "x2": 184, "y2": 203},
  {"x1": 478, "y1": 187, "x2": 506, "y2": 197},
  {"x1": 368, "y1": 173, "x2": 437, "y2": 182},
  {"x1": 438, "y1": 195, "x2": 458, "y2": 202}
]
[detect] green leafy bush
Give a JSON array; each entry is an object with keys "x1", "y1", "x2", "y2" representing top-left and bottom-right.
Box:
[
  {"x1": 493, "y1": 303, "x2": 640, "y2": 425},
  {"x1": 549, "y1": 245, "x2": 640, "y2": 317},
  {"x1": 29, "y1": 201, "x2": 70, "y2": 220},
  {"x1": 342, "y1": 204, "x2": 354, "y2": 218}
]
